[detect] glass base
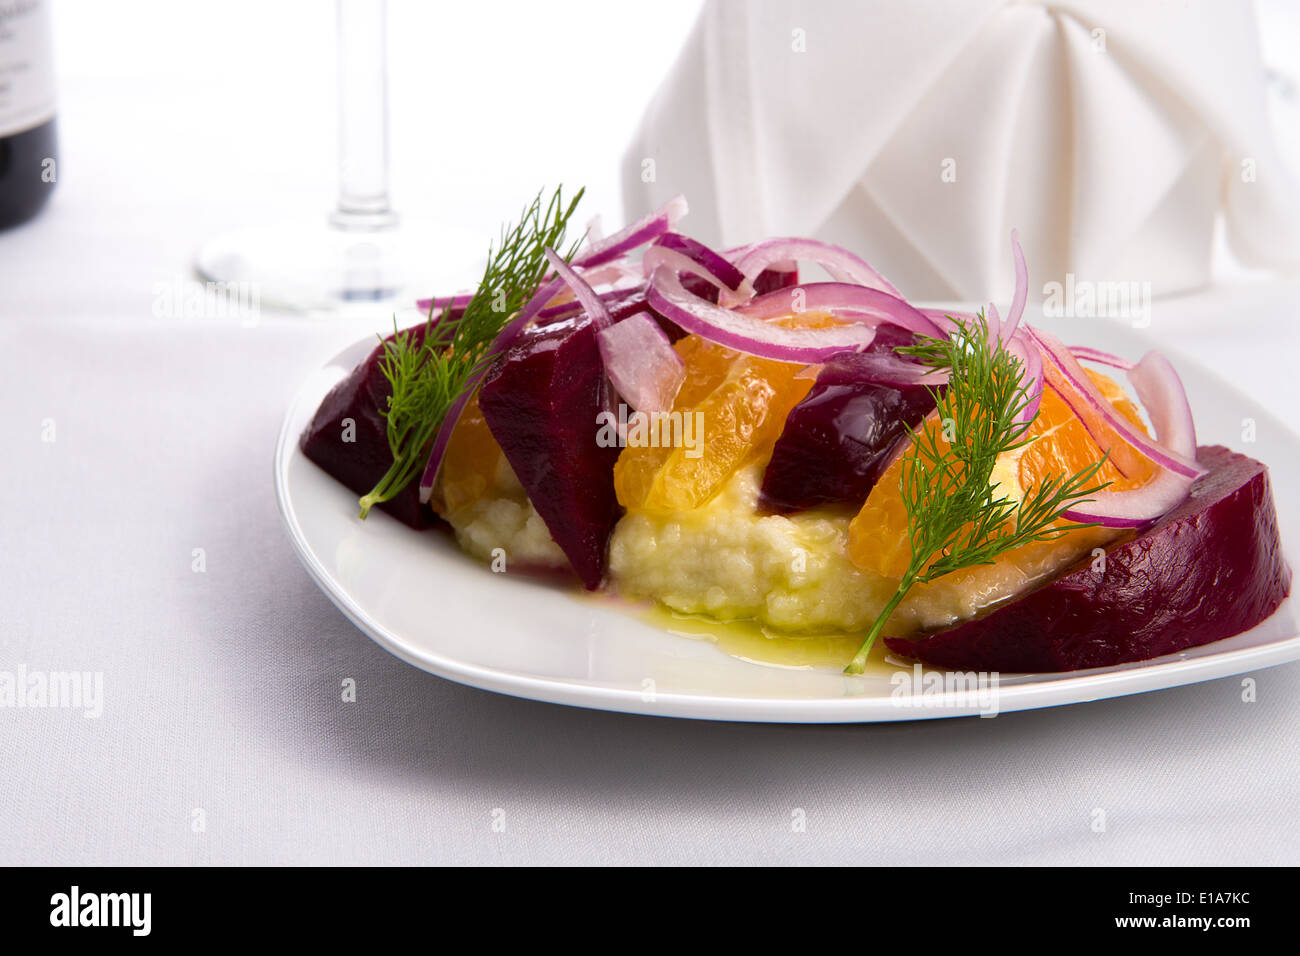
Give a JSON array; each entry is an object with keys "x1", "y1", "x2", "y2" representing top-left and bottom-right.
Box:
[{"x1": 194, "y1": 218, "x2": 473, "y2": 314}]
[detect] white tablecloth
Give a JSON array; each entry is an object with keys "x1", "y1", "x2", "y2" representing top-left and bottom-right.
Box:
[{"x1": 1, "y1": 0, "x2": 1296, "y2": 866}]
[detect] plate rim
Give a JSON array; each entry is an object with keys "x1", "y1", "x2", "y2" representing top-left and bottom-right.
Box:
[{"x1": 273, "y1": 329, "x2": 1300, "y2": 723}]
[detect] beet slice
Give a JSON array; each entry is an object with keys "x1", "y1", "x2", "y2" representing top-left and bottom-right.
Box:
[
  {"x1": 300, "y1": 325, "x2": 439, "y2": 530},
  {"x1": 478, "y1": 315, "x2": 622, "y2": 589},
  {"x1": 884, "y1": 445, "x2": 1292, "y2": 672},
  {"x1": 759, "y1": 329, "x2": 936, "y2": 513}
]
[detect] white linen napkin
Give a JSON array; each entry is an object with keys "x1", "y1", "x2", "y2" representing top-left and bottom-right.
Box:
[{"x1": 623, "y1": 0, "x2": 1300, "y2": 303}]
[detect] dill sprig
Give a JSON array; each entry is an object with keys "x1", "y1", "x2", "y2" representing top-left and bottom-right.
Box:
[
  {"x1": 844, "y1": 312, "x2": 1110, "y2": 673},
  {"x1": 358, "y1": 186, "x2": 585, "y2": 519}
]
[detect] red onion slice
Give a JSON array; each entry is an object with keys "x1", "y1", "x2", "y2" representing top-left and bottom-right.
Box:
[
  {"x1": 986, "y1": 303, "x2": 1003, "y2": 342},
  {"x1": 1028, "y1": 328, "x2": 1204, "y2": 527},
  {"x1": 1002, "y1": 230, "x2": 1028, "y2": 341},
  {"x1": 1031, "y1": 328, "x2": 1200, "y2": 478},
  {"x1": 643, "y1": 232, "x2": 746, "y2": 293},
  {"x1": 1005, "y1": 328, "x2": 1044, "y2": 426},
  {"x1": 736, "y1": 282, "x2": 946, "y2": 340},
  {"x1": 733, "y1": 238, "x2": 902, "y2": 298},
  {"x1": 543, "y1": 248, "x2": 612, "y2": 332},
  {"x1": 597, "y1": 312, "x2": 686, "y2": 413},
  {"x1": 1125, "y1": 350, "x2": 1200, "y2": 462},
  {"x1": 578, "y1": 195, "x2": 688, "y2": 269},
  {"x1": 1069, "y1": 345, "x2": 1132, "y2": 370},
  {"x1": 1062, "y1": 463, "x2": 1202, "y2": 528},
  {"x1": 920, "y1": 308, "x2": 974, "y2": 337},
  {"x1": 646, "y1": 267, "x2": 876, "y2": 363},
  {"x1": 1029, "y1": 329, "x2": 1201, "y2": 481}
]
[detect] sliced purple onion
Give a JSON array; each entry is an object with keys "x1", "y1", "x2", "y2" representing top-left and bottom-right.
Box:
[
  {"x1": 536, "y1": 285, "x2": 645, "y2": 325},
  {"x1": 736, "y1": 282, "x2": 945, "y2": 340},
  {"x1": 1005, "y1": 329, "x2": 1044, "y2": 426},
  {"x1": 1002, "y1": 230, "x2": 1028, "y2": 341},
  {"x1": 920, "y1": 309, "x2": 974, "y2": 337},
  {"x1": 642, "y1": 232, "x2": 746, "y2": 293},
  {"x1": 646, "y1": 267, "x2": 876, "y2": 363},
  {"x1": 1032, "y1": 328, "x2": 1201, "y2": 478},
  {"x1": 543, "y1": 248, "x2": 613, "y2": 332},
  {"x1": 1069, "y1": 345, "x2": 1132, "y2": 370},
  {"x1": 597, "y1": 312, "x2": 686, "y2": 413},
  {"x1": 577, "y1": 195, "x2": 688, "y2": 269},
  {"x1": 1062, "y1": 464, "x2": 1203, "y2": 529},
  {"x1": 1029, "y1": 328, "x2": 1204, "y2": 527},
  {"x1": 733, "y1": 237, "x2": 902, "y2": 298},
  {"x1": 986, "y1": 302, "x2": 1003, "y2": 343},
  {"x1": 1125, "y1": 351, "x2": 1200, "y2": 462}
]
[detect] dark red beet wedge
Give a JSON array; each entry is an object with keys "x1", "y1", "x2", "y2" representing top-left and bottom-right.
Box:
[
  {"x1": 885, "y1": 445, "x2": 1292, "y2": 672},
  {"x1": 759, "y1": 329, "x2": 936, "y2": 513},
  {"x1": 300, "y1": 325, "x2": 440, "y2": 530},
  {"x1": 478, "y1": 315, "x2": 622, "y2": 589}
]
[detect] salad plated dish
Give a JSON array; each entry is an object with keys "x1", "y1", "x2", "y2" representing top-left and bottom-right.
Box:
[{"x1": 278, "y1": 188, "x2": 1297, "y2": 719}]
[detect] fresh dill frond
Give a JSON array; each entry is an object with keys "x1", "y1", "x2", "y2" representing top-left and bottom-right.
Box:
[
  {"x1": 844, "y1": 313, "x2": 1110, "y2": 673},
  {"x1": 357, "y1": 186, "x2": 585, "y2": 519}
]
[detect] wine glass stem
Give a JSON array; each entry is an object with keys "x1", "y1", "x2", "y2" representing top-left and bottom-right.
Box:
[{"x1": 332, "y1": 0, "x2": 396, "y2": 231}]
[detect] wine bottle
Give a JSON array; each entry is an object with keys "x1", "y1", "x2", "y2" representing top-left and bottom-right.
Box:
[{"x1": 0, "y1": 0, "x2": 57, "y2": 231}]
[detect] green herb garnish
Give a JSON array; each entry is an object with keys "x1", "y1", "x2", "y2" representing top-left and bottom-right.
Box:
[
  {"x1": 844, "y1": 312, "x2": 1109, "y2": 673},
  {"x1": 358, "y1": 186, "x2": 585, "y2": 519}
]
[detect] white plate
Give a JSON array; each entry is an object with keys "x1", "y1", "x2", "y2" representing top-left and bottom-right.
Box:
[{"x1": 274, "y1": 312, "x2": 1300, "y2": 722}]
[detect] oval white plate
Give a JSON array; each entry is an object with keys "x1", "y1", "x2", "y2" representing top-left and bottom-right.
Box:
[{"x1": 274, "y1": 312, "x2": 1300, "y2": 722}]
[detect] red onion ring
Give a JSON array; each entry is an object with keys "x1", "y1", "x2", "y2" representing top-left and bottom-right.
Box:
[
  {"x1": 643, "y1": 232, "x2": 746, "y2": 293},
  {"x1": 597, "y1": 312, "x2": 686, "y2": 413},
  {"x1": 736, "y1": 282, "x2": 945, "y2": 340},
  {"x1": 1006, "y1": 329, "x2": 1044, "y2": 426},
  {"x1": 578, "y1": 195, "x2": 688, "y2": 269},
  {"x1": 1068, "y1": 345, "x2": 1132, "y2": 370},
  {"x1": 1002, "y1": 230, "x2": 1028, "y2": 341},
  {"x1": 646, "y1": 267, "x2": 876, "y2": 363},
  {"x1": 1028, "y1": 328, "x2": 1203, "y2": 527},
  {"x1": 1031, "y1": 328, "x2": 1201, "y2": 479},
  {"x1": 543, "y1": 248, "x2": 612, "y2": 332},
  {"x1": 986, "y1": 302, "x2": 1003, "y2": 342},
  {"x1": 733, "y1": 237, "x2": 902, "y2": 298}
]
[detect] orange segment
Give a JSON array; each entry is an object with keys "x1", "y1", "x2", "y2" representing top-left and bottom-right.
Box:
[
  {"x1": 614, "y1": 343, "x2": 813, "y2": 512},
  {"x1": 614, "y1": 313, "x2": 837, "y2": 513},
  {"x1": 849, "y1": 368, "x2": 1153, "y2": 580},
  {"x1": 430, "y1": 392, "x2": 505, "y2": 517}
]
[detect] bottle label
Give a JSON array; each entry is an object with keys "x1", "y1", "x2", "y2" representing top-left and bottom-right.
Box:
[{"x1": 0, "y1": 0, "x2": 56, "y2": 136}]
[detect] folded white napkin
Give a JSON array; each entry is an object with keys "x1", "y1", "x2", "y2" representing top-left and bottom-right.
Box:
[{"x1": 623, "y1": 0, "x2": 1300, "y2": 303}]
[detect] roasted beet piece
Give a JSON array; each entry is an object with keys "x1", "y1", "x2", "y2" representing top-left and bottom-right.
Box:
[
  {"x1": 478, "y1": 315, "x2": 622, "y2": 589},
  {"x1": 759, "y1": 330, "x2": 936, "y2": 513},
  {"x1": 300, "y1": 325, "x2": 439, "y2": 530},
  {"x1": 885, "y1": 445, "x2": 1292, "y2": 672}
]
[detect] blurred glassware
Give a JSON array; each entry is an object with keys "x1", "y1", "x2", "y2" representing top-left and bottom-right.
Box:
[{"x1": 195, "y1": 0, "x2": 453, "y2": 312}]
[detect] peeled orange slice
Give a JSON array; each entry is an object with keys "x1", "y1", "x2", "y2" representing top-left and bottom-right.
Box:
[{"x1": 613, "y1": 315, "x2": 851, "y2": 513}]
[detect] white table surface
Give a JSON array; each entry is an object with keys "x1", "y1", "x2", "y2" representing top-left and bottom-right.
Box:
[{"x1": 1, "y1": 0, "x2": 1297, "y2": 866}]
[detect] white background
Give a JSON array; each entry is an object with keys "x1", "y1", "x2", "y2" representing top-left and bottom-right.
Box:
[{"x1": 0, "y1": 0, "x2": 1297, "y2": 865}]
